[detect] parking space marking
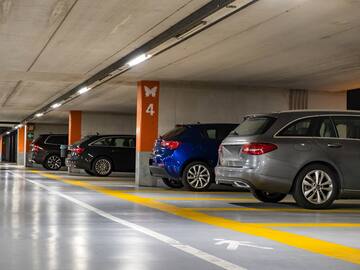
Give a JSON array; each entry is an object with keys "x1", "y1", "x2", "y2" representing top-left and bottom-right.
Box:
[
  {"x1": 32, "y1": 171, "x2": 360, "y2": 266},
  {"x1": 12, "y1": 172, "x2": 246, "y2": 270},
  {"x1": 252, "y1": 223, "x2": 360, "y2": 228},
  {"x1": 156, "y1": 197, "x2": 258, "y2": 201},
  {"x1": 187, "y1": 207, "x2": 360, "y2": 214},
  {"x1": 121, "y1": 189, "x2": 247, "y2": 195}
]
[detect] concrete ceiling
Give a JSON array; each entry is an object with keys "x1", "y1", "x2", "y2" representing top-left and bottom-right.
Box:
[{"x1": 0, "y1": 0, "x2": 359, "y2": 123}]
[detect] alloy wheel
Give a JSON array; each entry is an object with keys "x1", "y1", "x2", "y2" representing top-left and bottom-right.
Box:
[
  {"x1": 94, "y1": 159, "x2": 112, "y2": 175},
  {"x1": 301, "y1": 169, "x2": 333, "y2": 204},
  {"x1": 47, "y1": 155, "x2": 61, "y2": 170},
  {"x1": 186, "y1": 164, "x2": 211, "y2": 189}
]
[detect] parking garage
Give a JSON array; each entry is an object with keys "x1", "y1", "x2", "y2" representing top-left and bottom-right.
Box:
[{"x1": 0, "y1": 0, "x2": 360, "y2": 269}]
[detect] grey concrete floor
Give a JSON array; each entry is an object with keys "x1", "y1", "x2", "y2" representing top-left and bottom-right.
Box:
[{"x1": 0, "y1": 164, "x2": 360, "y2": 270}]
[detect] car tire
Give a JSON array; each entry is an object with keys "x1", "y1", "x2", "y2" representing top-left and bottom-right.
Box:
[
  {"x1": 92, "y1": 157, "x2": 113, "y2": 177},
  {"x1": 293, "y1": 164, "x2": 339, "y2": 209},
  {"x1": 252, "y1": 190, "x2": 287, "y2": 203},
  {"x1": 162, "y1": 178, "x2": 184, "y2": 189},
  {"x1": 85, "y1": 169, "x2": 95, "y2": 176},
  {"x1": 44, "y1": 154, "x2": 62, "y2": 171},
  {"x1": 182, "y1": 162, "x2": 214, "y2": 191}
]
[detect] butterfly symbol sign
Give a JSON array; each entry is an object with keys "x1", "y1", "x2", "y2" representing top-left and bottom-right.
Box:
[{"x1": 144, "y1": 86, "x2": 157, "y2": 98}]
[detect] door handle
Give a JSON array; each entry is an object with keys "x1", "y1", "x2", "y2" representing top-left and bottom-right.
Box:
[{"x1": 327, "y1": 143, "x2": 342, "y2": 148}]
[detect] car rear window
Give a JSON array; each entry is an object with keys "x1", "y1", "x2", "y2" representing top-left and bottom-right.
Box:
[
  {"x1": 230, "y1": 117, "x2": 275, "y2": 136},
  {"x1": 162, "y1": 126, "x2": 187, "y2": 140},
  {"x1": 32, "y1": 135, "x2": 47, "y2": 145}
]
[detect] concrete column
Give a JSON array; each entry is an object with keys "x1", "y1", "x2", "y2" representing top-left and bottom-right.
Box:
[
  {"x1": 17, "y1": 126, "x2": 25, "y2": 166},
  {"x1": 135, "y1": 81, "x2": 160, "y2": 187}
]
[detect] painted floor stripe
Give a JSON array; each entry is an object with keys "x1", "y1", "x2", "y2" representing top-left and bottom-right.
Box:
[
  {"x1": 10, "y1": 172, "x2": 246, "y2": 270},
  {"x1": 33, "y1": 171, "x2": 360, "y2": 266},
  {"x1": 186, "y1": 207, "x2": 360, "y2": 214},
  {"x1": 155, "y1": 197, "x2": 257, "y2": 201}
]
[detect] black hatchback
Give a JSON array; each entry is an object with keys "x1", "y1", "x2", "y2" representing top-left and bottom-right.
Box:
[
  {"x1": 31, "y1": 134, "x2": 68, "y2": 170},
  {"x1": 67, "y1": 135, "x2": 136, "y2": 176}
]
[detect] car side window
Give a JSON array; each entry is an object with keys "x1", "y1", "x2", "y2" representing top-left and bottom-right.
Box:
[
  {"x1": 205, "y1": 129, "x2": 217, "y2": 140},
  {"x1": 318, "y1": 118, "x2": 336, "y2": 138},
  {"x1": 46, "y1": 135, "x2": 68, "y2": 145},
  {"x1": 278, "y1": 118, "x2": 313, "y2": 137},
  {"x1": 332, "y1": 116, "x2": 360, "y2": 139},
  {"x1": 113, "y1": 137, "x2": 136, "y2": 148},
  {"x1": 92, "y1": 137, "x2": 114, "y2": 146}
]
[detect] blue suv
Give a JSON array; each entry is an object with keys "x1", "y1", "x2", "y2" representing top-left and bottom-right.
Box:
[{"x1": 149, "y1": 123, "x2": 238, "y2": 191}]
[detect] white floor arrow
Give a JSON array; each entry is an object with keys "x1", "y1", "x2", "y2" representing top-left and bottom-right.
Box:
[{"x1": 214, "y1": 238, "x2": 274, "y2": 251}]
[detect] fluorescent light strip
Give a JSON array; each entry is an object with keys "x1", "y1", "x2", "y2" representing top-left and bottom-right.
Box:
[
  {"x1": 78, "y1": 86, "x2": 91, "y2": 95},
  {"x1": 51, "y1": 103, "x2": 62, "y2": 109},
  {"x1": 127, "y1": 54, "x2": 152, "y2": 67}
]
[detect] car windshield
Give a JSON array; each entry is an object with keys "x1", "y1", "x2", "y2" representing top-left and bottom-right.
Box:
[{"x1": 230, "y1": 116, "x2": 275, "y2": 136}]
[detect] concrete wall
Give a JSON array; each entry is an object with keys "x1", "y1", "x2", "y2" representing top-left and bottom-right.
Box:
[
  {"x1": 33, "y1": 124, "x2": 68, "y2": 141},
  {"x1": 81, "y1": 112, "x2": 136, "y2": 137},
  {"x1": 159, "y1": 82, "x2": 290, "y2": 135},
  {"x1": 308, "y1": 91, "x2": 347, "y2": 110}
]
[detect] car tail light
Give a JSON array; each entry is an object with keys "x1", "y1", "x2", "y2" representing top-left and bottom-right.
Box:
[
  {"x1": 161, "y1": 140, "x2": 181, "y2": 150},
  {"x1": 72, "y1": 147, "x2": 85, "y2": 155},
  {"x1": 241, "y1": 143, "x2": 277, "y2": 155},
  {"x1": 32, "y1": 144, "x2": 42, "y2": 152}
]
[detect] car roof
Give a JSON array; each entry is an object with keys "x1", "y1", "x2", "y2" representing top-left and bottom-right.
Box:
[
  {"x1": 180, "y1": 123, "x2": 238, "y2": 128},
  {"x1": 87, "y1": 134, "x2": 135, "y2": 137},
  {"x1": 247, "y1": 110, "x2": 360, "y2": 119}
]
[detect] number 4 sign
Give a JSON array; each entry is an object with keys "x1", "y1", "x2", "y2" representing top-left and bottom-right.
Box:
[{"x1": 146, "y1": 103, "x2": 155, "y2": 116}]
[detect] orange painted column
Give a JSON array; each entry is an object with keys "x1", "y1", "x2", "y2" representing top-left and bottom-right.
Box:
[
  {"x1": 136, "y1": 81, "x2": 160, "y2": 186},
  {"x1": 69, "y1": 111, "x2": 82, "y2": 145},
  {"x1": 17, "y1": 126, "x2": 26, "y2": 165}
]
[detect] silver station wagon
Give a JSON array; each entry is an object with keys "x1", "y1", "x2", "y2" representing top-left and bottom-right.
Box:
[{"x1": 216, "y1": 110, "x2": 360, "y2": 209}]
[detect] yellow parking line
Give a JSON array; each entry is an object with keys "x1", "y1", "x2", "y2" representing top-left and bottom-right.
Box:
[
  {"x1": 32, "y1": 171, "x2": 360, "y2": 266},
  {"x1": 156, "y1": 197, "x2": 257, "y2": 201},
  {"x1": 187, "y1": 207, "x2": 360, "y2": 214},
  {"x1": 257, "y1": 223, "x2": 360, "y2": 228},
  {"x1": 121, "y1": 189, "x2": 246, "y2": 195}
]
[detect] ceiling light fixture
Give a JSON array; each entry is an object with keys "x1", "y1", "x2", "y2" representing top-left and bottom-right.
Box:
[
  {"x1": 35, "y1": 113, "x2": 44, "y2": 118},
  {"x1": 51, "y1": 103, "x2": 62, "y2": 109},
  {"x1": 127, "y1": 53, "x2": 152, "y2": 67},
  {"x1": 78, "y1": 86, "x2": 91, "y2": 95},
  {"x1": 6, "y1": 131, "x2": 10, "y2": 135}
]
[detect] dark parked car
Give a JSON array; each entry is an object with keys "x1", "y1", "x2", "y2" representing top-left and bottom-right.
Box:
[
  {"x1": 31, "y1": 134, "x2": 68, "y2": 170},
  {"x1": 67, "y1": 135, "x2": 136, "y2": 176},
  {"x1": 216, "y1": 110, "x2": 360, "y2": 209},
  {"x1": 149, "y1": 123, "x2": 238, "y2": 191}
]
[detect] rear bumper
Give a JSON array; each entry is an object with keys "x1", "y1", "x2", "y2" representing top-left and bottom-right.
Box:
[
  {"x1": 149, "y1": 165, "x2": 172, "y2": 179},
  {"x1": 67, "y1": 156, "x2": 91, "y2": 171},
  {"x1": 215, "y1": 166, "x2": 291, "y2": 193}
]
